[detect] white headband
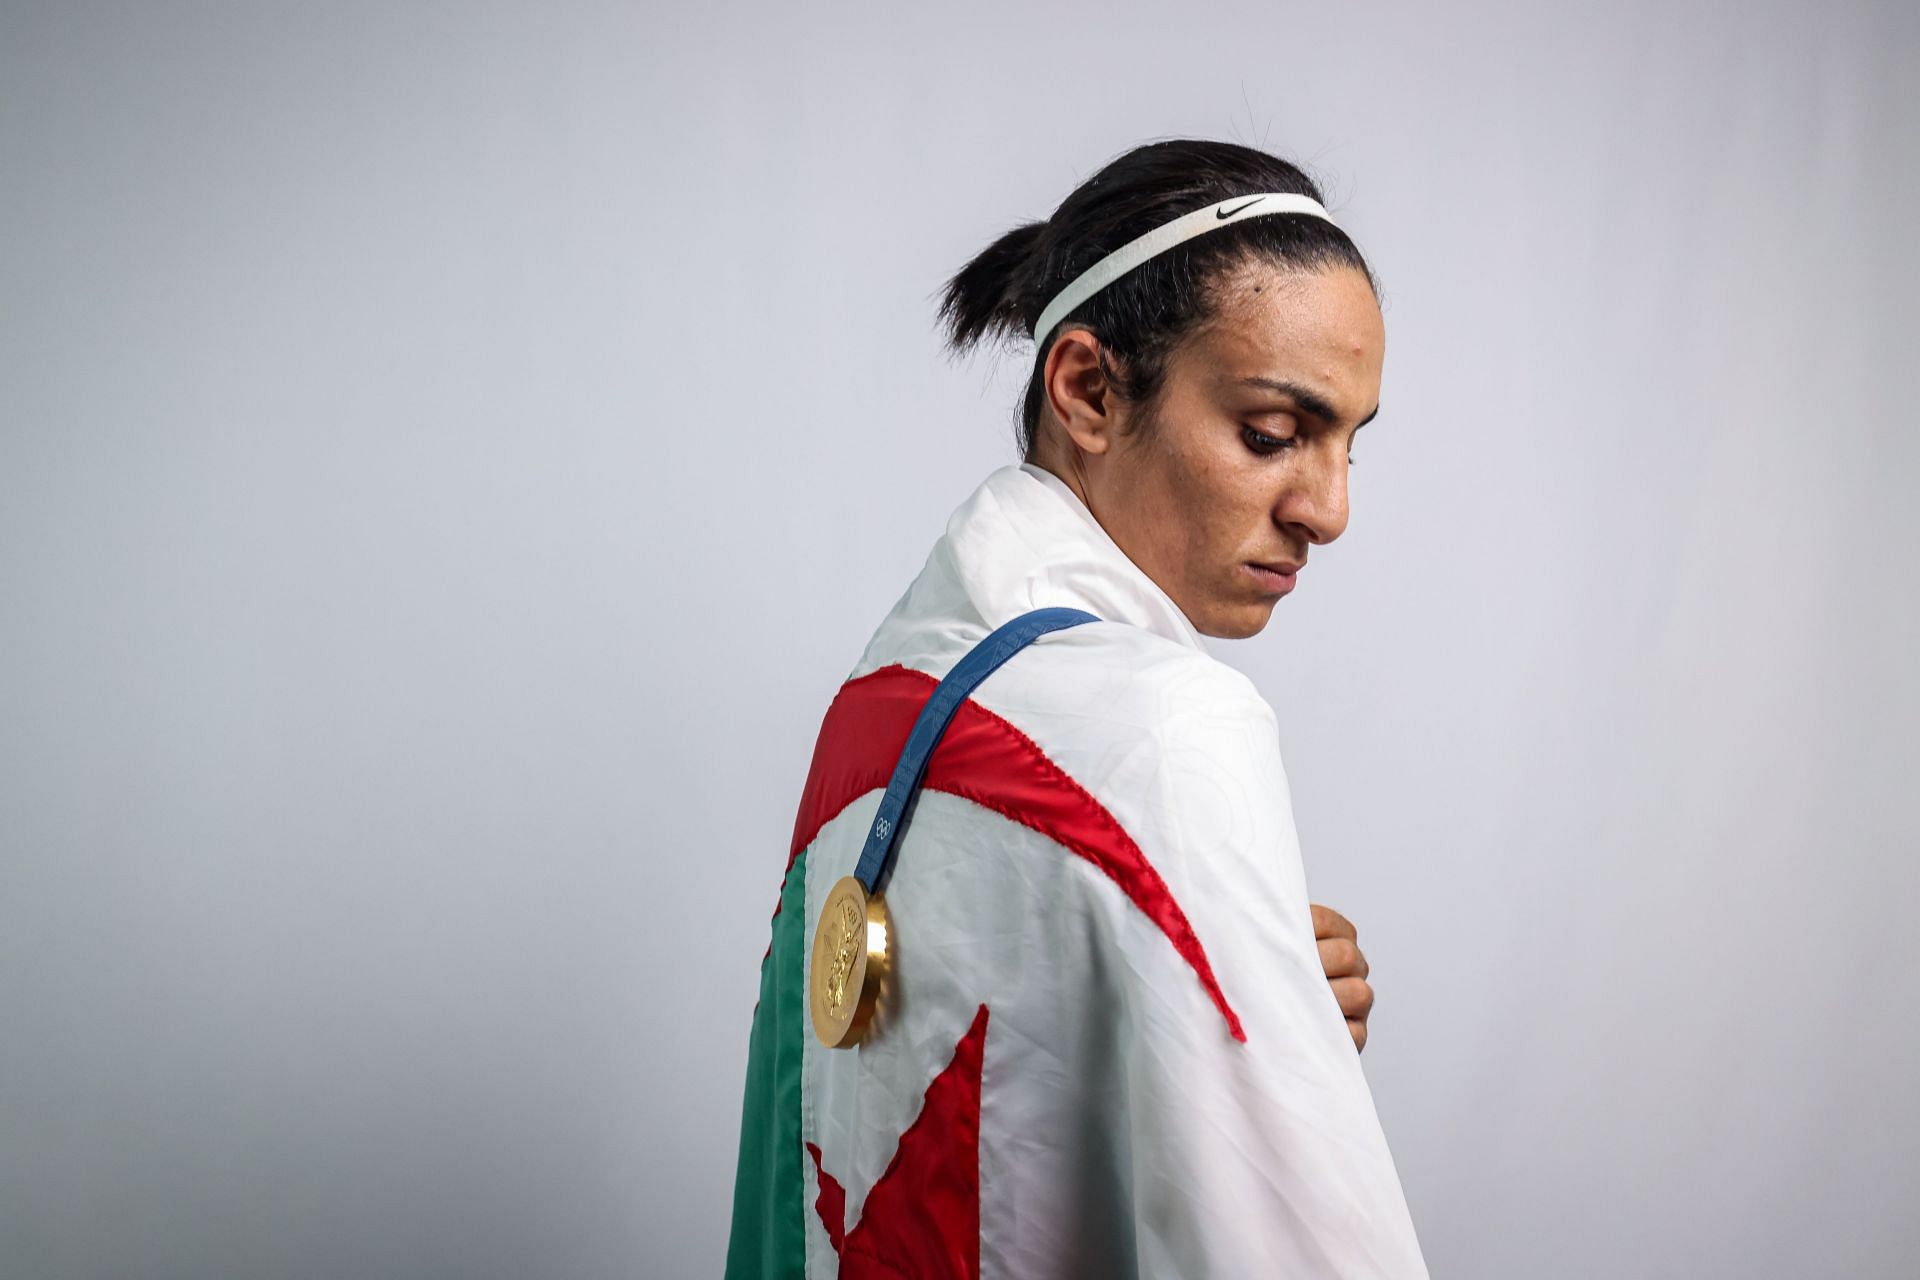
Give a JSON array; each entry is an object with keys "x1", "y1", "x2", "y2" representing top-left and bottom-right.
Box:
[{"x1": 1030, "y1": 192, "x2": 1337, "y2": 349}]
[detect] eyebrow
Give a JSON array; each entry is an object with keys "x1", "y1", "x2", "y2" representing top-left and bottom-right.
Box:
[{"x1": 1236, "y1": 376, "x2": 1379, "y2": 431}]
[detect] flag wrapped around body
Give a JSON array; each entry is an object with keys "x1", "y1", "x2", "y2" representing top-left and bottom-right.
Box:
[{"x1": 725, "y1": 462, "x2": 1429, "y2": 1278}]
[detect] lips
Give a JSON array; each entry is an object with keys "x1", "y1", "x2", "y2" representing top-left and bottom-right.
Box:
[{"x1": 1243, "y1": 559, "x2": 1302, "y2": 596}]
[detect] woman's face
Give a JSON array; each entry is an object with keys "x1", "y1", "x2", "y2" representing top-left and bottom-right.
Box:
[{"x1": 1039, "y1": 261, "x2": 1385, "y2": 639}]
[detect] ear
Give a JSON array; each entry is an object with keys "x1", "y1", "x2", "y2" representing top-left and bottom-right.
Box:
[{"x1": 1040, "y1": 329, "x2": 1116, "y2": 456}]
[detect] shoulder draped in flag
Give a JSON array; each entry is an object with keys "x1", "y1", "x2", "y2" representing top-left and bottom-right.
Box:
[{"x1": 725, "y1": 463, "x2": 1429, "y2": 1278}]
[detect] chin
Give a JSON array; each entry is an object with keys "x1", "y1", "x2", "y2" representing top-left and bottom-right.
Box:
[{"x1": 1197, "y1": 601, "x2": 1279, "y2": 641}]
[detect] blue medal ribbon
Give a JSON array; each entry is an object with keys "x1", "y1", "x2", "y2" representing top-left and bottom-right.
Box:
[{"x1": 851, "y1": 607, "x2": 1100, "y2": 894}]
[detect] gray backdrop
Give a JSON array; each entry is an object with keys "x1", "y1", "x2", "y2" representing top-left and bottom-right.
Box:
[{"x1": 3, "y1": 2, "x2": 1915, "y2": 1276}]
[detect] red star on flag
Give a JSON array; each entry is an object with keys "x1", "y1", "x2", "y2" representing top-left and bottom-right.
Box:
[{"x1": 806, "y1": 1004, "x2": 990, "y2": 1279}]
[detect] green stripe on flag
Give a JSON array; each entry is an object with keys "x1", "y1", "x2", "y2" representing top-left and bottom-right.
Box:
[{"x1": 723, "y1": 854, "x2": 809, "y2": 1278}]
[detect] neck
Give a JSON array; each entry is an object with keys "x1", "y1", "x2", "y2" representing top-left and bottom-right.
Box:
[{"x1": 1027, "y1": 427, "x2": 1096, "y2": 516}]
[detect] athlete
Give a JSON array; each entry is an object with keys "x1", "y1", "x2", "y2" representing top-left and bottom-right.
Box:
[{"x1": 726, "y1": 137, "x2": 1427, "y2": 1278}]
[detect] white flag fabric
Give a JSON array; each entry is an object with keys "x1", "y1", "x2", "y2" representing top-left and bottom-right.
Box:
[{"x1": 726, "y1": 462, "x2": 1430, "y2": 1278}]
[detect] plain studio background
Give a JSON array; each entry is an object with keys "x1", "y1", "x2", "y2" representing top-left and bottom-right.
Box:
[{"x1": 2, "y1": 2, "x2": 1915, "y2": 1277}]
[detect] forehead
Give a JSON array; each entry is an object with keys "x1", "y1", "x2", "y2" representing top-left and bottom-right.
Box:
[{"x1": 1185, "y1": 261, "x2": 1384, "y2": 413}]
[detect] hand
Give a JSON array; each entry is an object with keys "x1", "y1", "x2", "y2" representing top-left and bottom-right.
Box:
[{"x1": 1312, "y1": 903, "x2": 1373, "y2": 1054}]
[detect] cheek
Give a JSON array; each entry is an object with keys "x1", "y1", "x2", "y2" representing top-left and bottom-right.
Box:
[
  {"x1": 1146, "y1": 485, "x2": 1237, "y2": 600},
  {"x1": 1135, "y1": 416, "x2": 1266, "y2": 588},
  {"x1": 1174, "y1": 445, "x2": 1266, "y2": 559}
]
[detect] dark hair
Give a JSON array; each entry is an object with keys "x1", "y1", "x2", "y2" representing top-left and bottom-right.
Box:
[{"x1": 935, "y1": 138, "x2": 1378, "y2": 459}]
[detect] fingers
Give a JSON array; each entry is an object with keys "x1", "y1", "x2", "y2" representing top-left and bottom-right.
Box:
[
  {"x1": 1317, "y1": 934, "x2": 1370, "y2": 980},
  {"x1": 1311, "y1": 902, "x2": 1356, "y2": 942},
  {"x1": 1328, "y1": 975, "x2": 1374, "y2": 1023},
  {"x1": 1313, "y1": 903, "x2": 1373, "y2": 1054}
]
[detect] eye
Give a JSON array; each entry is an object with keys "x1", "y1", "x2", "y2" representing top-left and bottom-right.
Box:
[{"x1": 1242, "y1": 423, "x2": 1296, "y2": 455}]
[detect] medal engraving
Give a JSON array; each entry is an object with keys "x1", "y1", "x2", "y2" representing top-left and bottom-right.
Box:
[
  {"x1": 810, "y1": 875, "x2": 890, "y2": 1048},
  {"x1": 823, "y1": 892, "x2": 863, "y2": 1019}
]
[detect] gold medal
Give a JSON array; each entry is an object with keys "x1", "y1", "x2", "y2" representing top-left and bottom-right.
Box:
[
  {"x1": 809, "y1": 875, "x2": 891, "y2": 1049},
  {"x1": 801, "y1": 611, "x2": 1096, "y2": 1050}
]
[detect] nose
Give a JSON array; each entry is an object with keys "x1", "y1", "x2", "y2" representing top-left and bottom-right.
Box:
[{"x1": 1274, "y1": 446, "x2": 1350, "y2": 546}]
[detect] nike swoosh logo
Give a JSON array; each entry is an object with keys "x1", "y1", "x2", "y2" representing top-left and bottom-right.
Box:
[{"x1": 1217, "y1": 197, "x2": 1264, "y2": 219}]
